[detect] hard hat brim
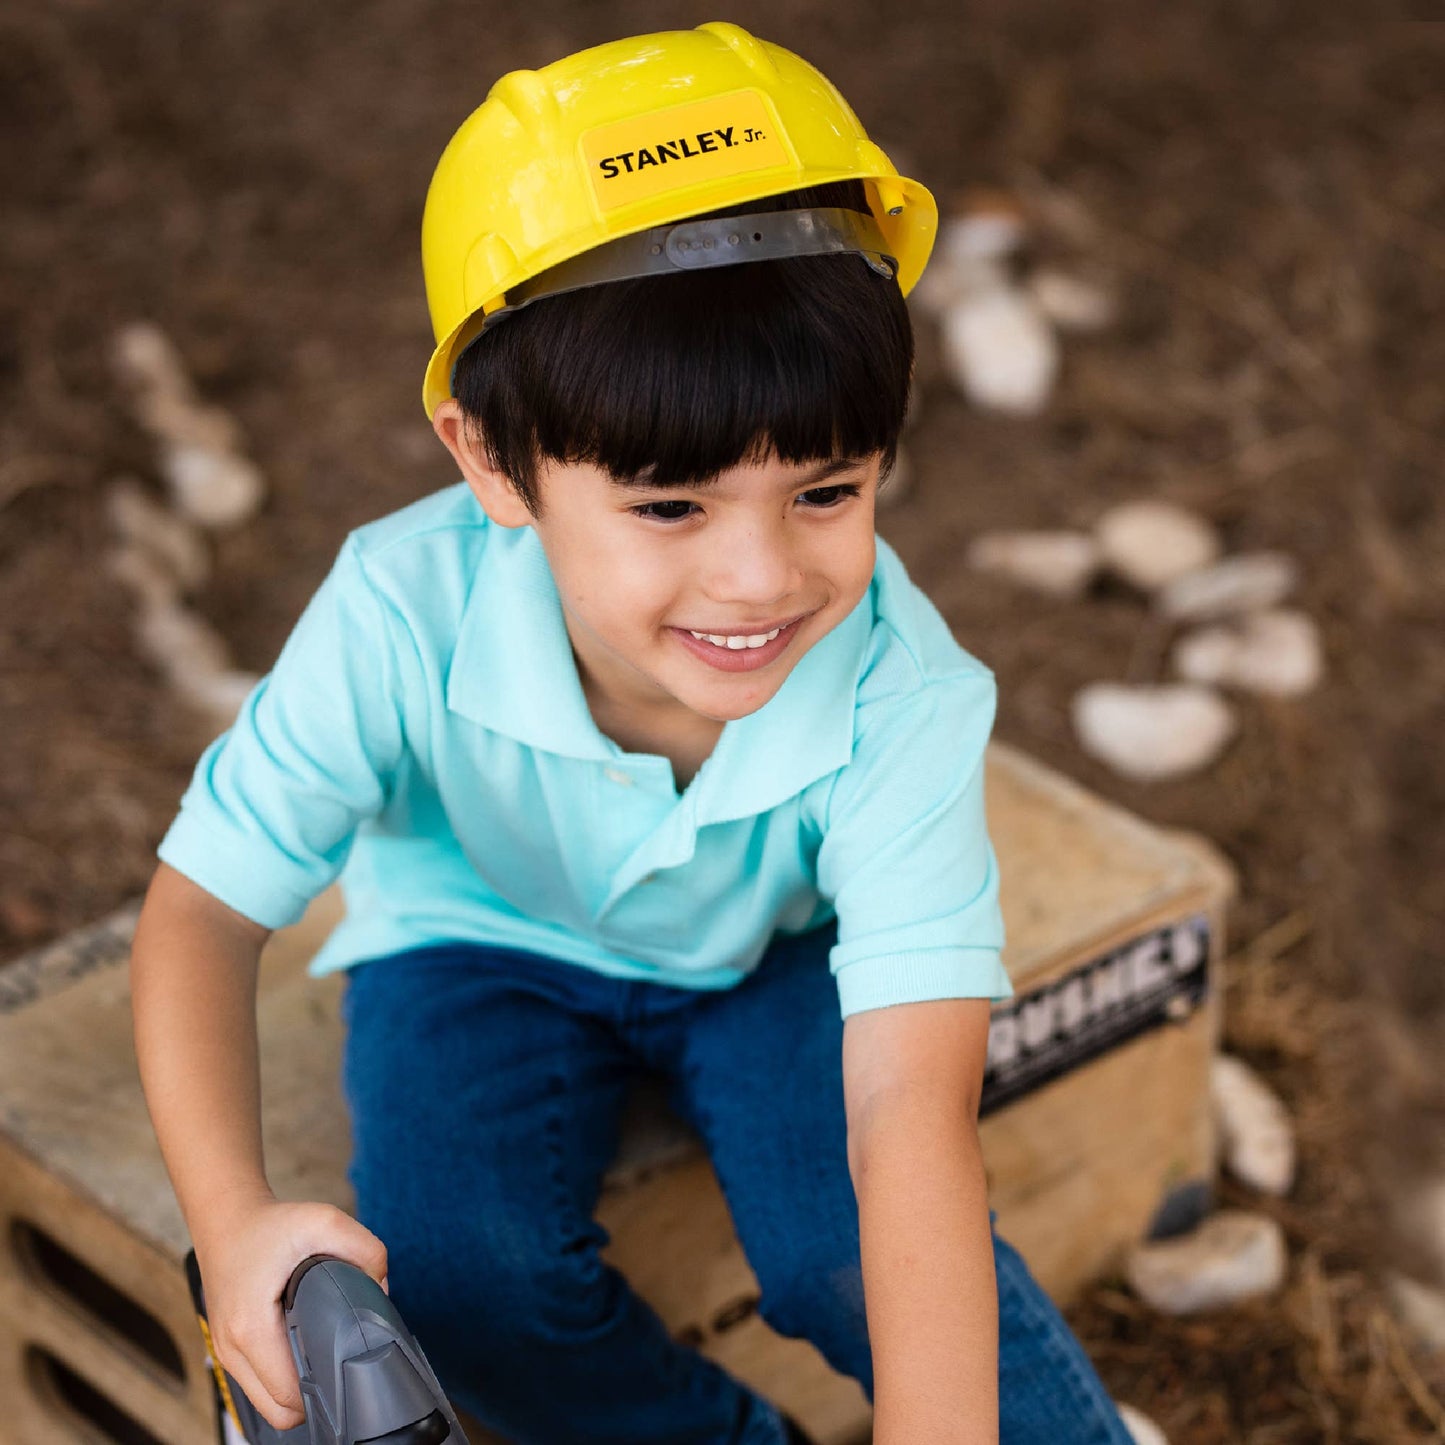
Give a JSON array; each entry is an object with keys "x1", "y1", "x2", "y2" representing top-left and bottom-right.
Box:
[{"x1": 423, "y1": 171, "x2": 935, "y2": 417}]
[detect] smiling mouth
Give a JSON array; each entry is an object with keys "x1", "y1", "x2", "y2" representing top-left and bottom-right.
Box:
[
  {"x1": 686, "y1": 626, "x2": 785, "y2": 651},
  {"x1": 670, "y1": 614, "x2": 808, "y2": 671}
]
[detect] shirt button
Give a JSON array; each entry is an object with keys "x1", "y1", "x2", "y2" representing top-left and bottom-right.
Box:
[{"x1": 603, "y1": 767, "x2": 634, "y2": 786}]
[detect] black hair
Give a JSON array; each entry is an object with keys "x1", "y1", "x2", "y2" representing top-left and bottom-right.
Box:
[{"x1": 451, "y1": 180, "x2": 913, "y2": 515}]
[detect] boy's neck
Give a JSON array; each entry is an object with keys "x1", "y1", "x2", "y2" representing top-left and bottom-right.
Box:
[{"x1": 582, "y1": 682, "x2": 725, "y2": 792}]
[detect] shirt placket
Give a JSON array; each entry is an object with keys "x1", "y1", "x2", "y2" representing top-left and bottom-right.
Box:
[{"x1": 591, "y1": 759, "x2": 700, "y2": 922}]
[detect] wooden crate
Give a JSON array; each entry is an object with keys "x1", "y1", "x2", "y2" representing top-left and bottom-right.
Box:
[
  {"x1": 0, "y1": 744, "x2": 1231, "y2": 1445},
  {"x1": 980, "y1": 746, "x2": 1231, "y2": 1295}
]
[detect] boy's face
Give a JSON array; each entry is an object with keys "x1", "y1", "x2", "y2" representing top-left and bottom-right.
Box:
[{"x1": 434, "y1": 403, "x2": 879, "y2": 729}]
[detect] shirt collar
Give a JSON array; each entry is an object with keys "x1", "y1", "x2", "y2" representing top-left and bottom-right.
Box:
[
  {"x1": 447, "y1": 514, "x2": 873, "y2": 814},
  {"x1": 446, "y1": 519, "x2": 616, "y2": 762}
]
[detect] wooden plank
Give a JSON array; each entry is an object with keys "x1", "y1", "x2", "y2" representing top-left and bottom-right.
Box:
[
  {"x1": 987, "y1": 743, "x2": 1231, "y2": 985},
  {"x1": 0, "y1": 1139, "x2": 209, "y2": 1444}
]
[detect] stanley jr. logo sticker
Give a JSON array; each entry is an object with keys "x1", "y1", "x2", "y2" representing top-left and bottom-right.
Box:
[{"x1": 582, "y1": 91, "x2": 791, "y2": 211}]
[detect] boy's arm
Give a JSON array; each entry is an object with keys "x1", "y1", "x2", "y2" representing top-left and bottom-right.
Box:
[
  {"x1": 131, "y1": 538, "x2": 405, "y2": 1429},
  {"x1": 843, "y1": 996, "x2": 997, "y2": 1445},
  {"x1": 131, "y1": 863, "x2": 388, "y2": 1430},
  {"x1": 132, "y1": 863, "x2": 274, "y2": 1228}
]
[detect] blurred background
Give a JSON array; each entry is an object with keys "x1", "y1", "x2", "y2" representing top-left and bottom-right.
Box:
[{"x1": 2, "y1": 4, "x2": 1443, "y2": 1440}]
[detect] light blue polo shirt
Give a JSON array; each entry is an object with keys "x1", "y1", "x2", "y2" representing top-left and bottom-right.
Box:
[{"x1": 159, "y1": 484, "x2": 1009, "y2": 1017}]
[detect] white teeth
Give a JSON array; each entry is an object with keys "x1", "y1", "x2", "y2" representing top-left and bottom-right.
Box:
[{"x1": 688, "y1": 626, "x2": 784, "y2": 650}]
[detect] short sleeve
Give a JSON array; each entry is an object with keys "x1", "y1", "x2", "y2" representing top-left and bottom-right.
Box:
[
  {"x1": 157, "y1": 537, "x2": 407, "y2": 929},
  {"x1": 817, "y1": 670, "x2": 1010, "y2": 1018}
]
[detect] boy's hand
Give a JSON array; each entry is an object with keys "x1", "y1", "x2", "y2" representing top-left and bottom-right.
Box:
[{"x1": 193, "y1": 1194, "x2": 390, "y2": 1432}]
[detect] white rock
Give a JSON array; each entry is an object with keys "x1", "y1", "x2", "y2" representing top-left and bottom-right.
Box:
[
  {"x1": 1126, "y1": 1210, "x2": 1287, "y2": 1314},
  {"x1": 1072, "y1": 683, "x2": 1236, "y2": 781},
  {"x1": 114, "y1": 322, "x2": 265, "y2": 529},
  {"x1": 1028, "y1": 268, "x2": 1117, "y2": 332},
  {"x1": 131, "y1": 597, "x2": 258, "y2": 728},
  {"x1": 1398, "y1": 1176, "x2": 1445, "y2": 1282},
  {"x1": 1388, "y1": 1272, "x2": 1445, "y2": 1351},
  {"x1": 1157, "y1": 552, "x2": 1298, "y2": 622},
  {"x1": 174, "y1": 667, "x2": 259, "y2": 729},
  {"x1": 147, "y1": 392, "x2": 243, "y2": 453},
  {"x1": 107, "y1": 508, "x2": 254, "y2": 729},
  {"x1": 937, "y1": 205, "x2": 1028, "y2": 265},
  {"x1": 135, "y1": 597, "x2": 233, "y2": 680},
  {"x1": 1117, "y1": 1403, "x2": 1169, "y2": 1445},
  {"x1": 1174, "y1": 610, "x2": 1323, "y2": 697},
  {"x1": 162, "y1": 441, "x2": 266, "y2": 530},
  {"x1": 106, "y1": 543, "x2": 179, "y2": 612},
  {"x1": 113, "y1": 322, "x2": 193, "y2": 412},
  {"x1": 1096, "y1": 501, "x2": 1221, "y2": 591},
  {"x1": 966, "y1": 530, "x2": 1101, "y2": 598},
  {"x1": 114, "y1": 325, "x2": 239, "y2": 447},
  {"x1": 941, "y1": 286, "x2": 1060, "y2": 415},
  {"x1": 912, "y1": 252, "x2": 1009, "y2": 317},
  {"x1": 105, "y1": 479, "x2": 210, "y2": 589},
  {"x1": 877, "y1": 446, "x2": 914, "y2": 510},
  {"x1": 1212, "y1": 1055, "x2": 1296, "y2": 1196}
]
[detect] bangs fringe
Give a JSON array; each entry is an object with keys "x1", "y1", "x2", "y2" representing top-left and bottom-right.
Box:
[{"x1": 452, "y1": 183, "x2": 914, "y2": 512}]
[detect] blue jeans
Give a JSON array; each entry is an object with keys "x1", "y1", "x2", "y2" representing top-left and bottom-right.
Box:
[{"x1": 341, "y1": 924, "x2": 1132, "y2": 1445}]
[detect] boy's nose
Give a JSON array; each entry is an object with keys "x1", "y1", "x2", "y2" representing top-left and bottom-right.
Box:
[{"x1": 702, "y1": 528, "x2": 803, "y2": 610}]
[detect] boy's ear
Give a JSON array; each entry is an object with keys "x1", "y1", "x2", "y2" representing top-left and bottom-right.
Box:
[{"x1": 431, "y1": 399, "x2": 532, "y2": 528}]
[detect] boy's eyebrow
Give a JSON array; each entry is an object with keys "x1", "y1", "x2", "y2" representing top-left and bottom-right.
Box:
[{"x1": 612, "y1": 456, "x2": 870, "y2": 492}]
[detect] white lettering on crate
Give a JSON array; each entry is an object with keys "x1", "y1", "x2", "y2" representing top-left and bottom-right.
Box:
[{"x1": 981, "y1": 916, "x2": 1210, "y2": 1115}]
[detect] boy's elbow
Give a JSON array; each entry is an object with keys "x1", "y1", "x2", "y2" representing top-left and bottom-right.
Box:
[{"x1": 846, "y1": 1087, "x2": 983, "y2": 1188}]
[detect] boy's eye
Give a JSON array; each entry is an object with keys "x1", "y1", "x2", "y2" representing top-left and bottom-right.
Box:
[
  {"x1": 632, "y1": 499, "x2": 698, "y2": 522},
  {"x1": 798, "y1": 484, "x2": 860, "y2": 508},
  {"x1": 629, "y1": 482, "x2": 861, "y2": 523}
]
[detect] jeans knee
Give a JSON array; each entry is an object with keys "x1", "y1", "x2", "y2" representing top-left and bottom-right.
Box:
[
  {"x1": 757, "y1": 1251, "x2": 868, "y2": 1344},
  {"x1": 387, "y1": 1220, "x2": 618, "y2": 1348}
]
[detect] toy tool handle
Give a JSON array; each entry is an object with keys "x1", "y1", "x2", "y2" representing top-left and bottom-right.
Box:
[{"x1": 283, "y1": 1254, "x2": 469, "y2": 1445}]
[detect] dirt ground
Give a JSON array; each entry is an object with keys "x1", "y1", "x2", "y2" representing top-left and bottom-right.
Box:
[{"x1": 3, "y1": 3, "x2": 1444, "y2": 1440}]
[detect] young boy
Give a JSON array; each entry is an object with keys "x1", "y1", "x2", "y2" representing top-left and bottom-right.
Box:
[{"x1": 131, "y1": 24, "x2": 1134, "y2": 1445}]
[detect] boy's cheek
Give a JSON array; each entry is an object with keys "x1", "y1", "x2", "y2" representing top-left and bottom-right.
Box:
[{"x1": 835, "y1": 539, "x2": 878, "y2": 610}]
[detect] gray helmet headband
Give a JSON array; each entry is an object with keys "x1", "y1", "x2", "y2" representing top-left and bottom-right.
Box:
[{"x1": 469, "y1": 206, "x2": 898, "y2": 345}]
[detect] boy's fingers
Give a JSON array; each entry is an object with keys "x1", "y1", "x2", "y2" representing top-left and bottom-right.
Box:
[
  {"x1": 229, "y1": 1310, "x2": 304, "y2": 1426},
  {"x1": 317, "y1": 1209, "x2": 388, "y2": 1287},
  {"x1": 202, "y1": 1208, "x2": 388, "y2": 1436},
  {"x1": 345, "y1": 1213, "x2": 389, "y2": 1276},
  {"x1": 361, "y1": 1234, "x2": 389, "y2": 1286},
  {"x1": 225, "y1": 1345, "x2": 305, "y2": 1432}
]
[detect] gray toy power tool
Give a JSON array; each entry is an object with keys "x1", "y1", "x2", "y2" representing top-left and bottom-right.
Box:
[{"x1": 186, "y1": 1249, "x2": 472, "y2": 1445}]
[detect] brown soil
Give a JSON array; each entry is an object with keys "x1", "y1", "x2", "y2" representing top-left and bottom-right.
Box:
[{"x1": 3, "y1": 4, "x2": 1443, "y2": 1440}]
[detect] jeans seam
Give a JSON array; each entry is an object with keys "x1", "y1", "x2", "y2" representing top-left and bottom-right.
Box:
[
  {"x1": 1005, "y1": 1263, "x2": 1127, "y2": 1442},
  {"x1": 541, "y1": 1013, "x2": 611, "y2": 1291}
]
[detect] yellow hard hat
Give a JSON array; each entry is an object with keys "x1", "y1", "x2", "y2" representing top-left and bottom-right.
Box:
[{"x1": 420, "y1": 21, "x2": 937, "y2": 417}]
